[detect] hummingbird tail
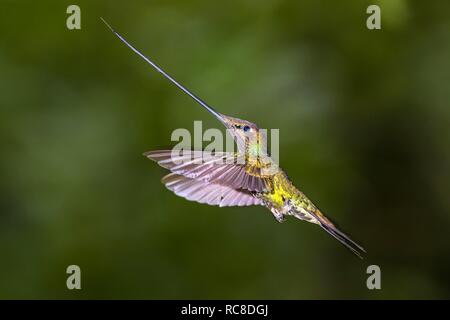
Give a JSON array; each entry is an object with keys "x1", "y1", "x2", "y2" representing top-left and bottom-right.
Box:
[{"x1": 307, "y1": 210, "x2": 366, "y2": 259}]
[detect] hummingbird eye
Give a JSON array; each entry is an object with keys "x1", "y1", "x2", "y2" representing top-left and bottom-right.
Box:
[{"x1": 243, "y1": 125, "x2": 251, "y2": 132}]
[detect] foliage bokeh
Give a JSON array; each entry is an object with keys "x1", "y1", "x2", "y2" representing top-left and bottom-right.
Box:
[{"x1": 0, "y1": 0, "x2": 449, "y2": 299}]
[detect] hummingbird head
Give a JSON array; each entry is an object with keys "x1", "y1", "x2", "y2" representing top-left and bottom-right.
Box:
[
  {"x1": 212, "y1": 112, "x2": 267, "y2": 156},
  {"x1": 220, "y1": 115, "x2": 259, "y2": 140}
]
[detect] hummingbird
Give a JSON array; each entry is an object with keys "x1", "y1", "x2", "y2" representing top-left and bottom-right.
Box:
[{"x1": 102, "y1": 18, "x2": 365, "y2": 258}]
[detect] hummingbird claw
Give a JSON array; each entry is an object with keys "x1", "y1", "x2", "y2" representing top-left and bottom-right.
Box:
[{"x1": 272, "y1": 210, "x2": 286, "y2": 223}]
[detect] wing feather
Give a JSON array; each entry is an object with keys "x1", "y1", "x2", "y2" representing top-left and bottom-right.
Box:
[
  {"x1": 145, "y1": 150, "x2": 271, "y2": 192},
  {"x1": 161, "y1": 173, "x2": 262, "y2": 207}
]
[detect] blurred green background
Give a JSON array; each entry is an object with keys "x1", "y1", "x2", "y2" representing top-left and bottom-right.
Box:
[{"x1": 0, "y1": 0, "x2": 449, "y2": 299}]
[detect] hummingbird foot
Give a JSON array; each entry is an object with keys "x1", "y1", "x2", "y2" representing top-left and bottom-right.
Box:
[{"x1": 271, "y1": 210, "x2": 286, "y2": 223}]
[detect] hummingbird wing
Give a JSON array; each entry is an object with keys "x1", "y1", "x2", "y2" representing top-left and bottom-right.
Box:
[
  {"x1": 162, "y1": 173, "x2": 262, "y2": 207},
  {"x1": 145, "y1": 150, "x2": 270, "y2": 192}
]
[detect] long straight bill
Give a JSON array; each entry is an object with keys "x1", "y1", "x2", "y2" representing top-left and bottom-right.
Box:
[{"x1": 100, "y1": 17, "x2": 224, "y2": 123}]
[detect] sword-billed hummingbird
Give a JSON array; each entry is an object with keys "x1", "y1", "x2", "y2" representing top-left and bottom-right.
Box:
[{"x1": 102, "y1": 18, "x2": 365, "y2": 258}]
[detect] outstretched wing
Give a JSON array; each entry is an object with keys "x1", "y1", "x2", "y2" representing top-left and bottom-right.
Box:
[
  {"x1": 144, "y1": 150, "x2": 270, "y2": 192},
  {"x1": 162, "y1": 173, "x2": 262, "y2": 207}
]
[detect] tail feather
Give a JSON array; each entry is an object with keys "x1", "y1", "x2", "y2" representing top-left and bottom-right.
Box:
[
  {"x1": 306, "y1": 209, "x2": 366, "y2": 259},
  {"x1": 319, "y1": 221, "x2": 366, "y2": 259}
]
